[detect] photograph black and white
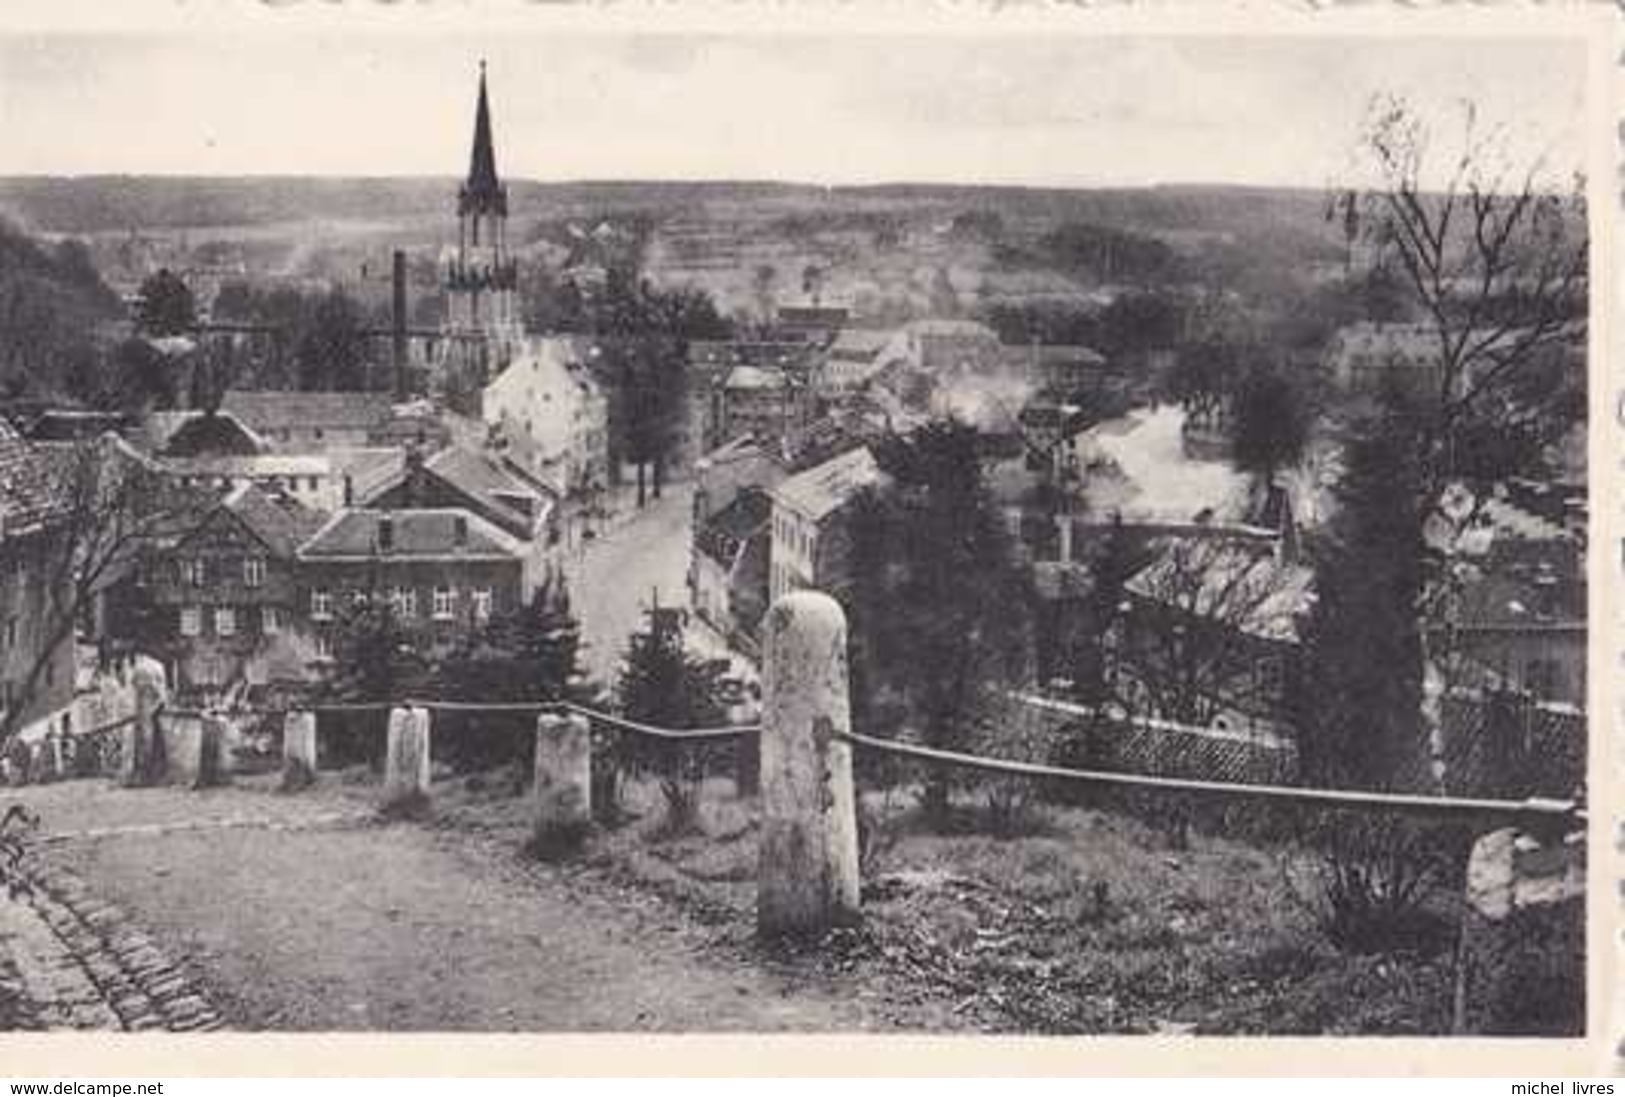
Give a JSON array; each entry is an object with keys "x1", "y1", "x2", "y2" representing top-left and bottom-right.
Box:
[{"x1": 0, "y1": 13, "x2": 1598, "y2": 1046}]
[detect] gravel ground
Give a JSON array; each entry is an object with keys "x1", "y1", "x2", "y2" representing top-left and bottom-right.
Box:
[{"x1": 4, "y1": 778, "x2": 899, "y2": 1032}]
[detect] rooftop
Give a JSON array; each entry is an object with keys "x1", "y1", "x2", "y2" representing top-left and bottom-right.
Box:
[
  {"x1": 161, "y1": 453, "x2": 332, "y2": 477},
  {"x1": 1126, "y1": 540, "x2": 1316, "y2": 643},
  {"x1": 215, "y1": 482, "x2": 326, "y2": 559},
  {"x1": 298, "y1": 507, "x2": 524, "y2": 562},
  {"x1": 771, "y1": 446, "x2": 884, "y2": 522},
  {"x1": 0, "y1": 419, "x2": 67, "y2": 533},
  {"x1": 220, "y1": 389, "x2": 395, "y2": 432}
]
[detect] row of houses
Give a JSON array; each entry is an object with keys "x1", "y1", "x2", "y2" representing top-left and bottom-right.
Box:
[
  {"x1": 689, "y1": 382, "x2": 1586, "y2": 767},
  {"x1": 687, "y1": 311, "x2": 1120, "y2": 462},
  {"x1": 13, "y1": 382, "x2": 573, "y2": 710}
]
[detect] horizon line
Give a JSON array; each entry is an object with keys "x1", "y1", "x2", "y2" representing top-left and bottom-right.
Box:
[{"x1": 0, "y1": 171, "x2": 1337, "y2": 194}]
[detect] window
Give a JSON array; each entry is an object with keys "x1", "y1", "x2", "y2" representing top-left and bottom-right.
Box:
[
  {"x1": 432, "y1": 587, "x2": 456, "y2": 619},
  {"x1": 215, "y1": 607, "x2": 236, "y2": 638},
  {"x1": 391, "y1": 586, "x2": 417, "y2": 619},
  {"x1": 311, "y1": 588, "x2": 332, "y2": 620},
  {"x1": 262, "y1": 607, "x2": 282, "y2": 636},
  {"x1": 472, "y1": 588, "x2": 493, "y2": 622},
  {"x1": 180, "y1": 606, "x2": 201, "y2": 637},
  {"x1": 243, "y1": 556, "x2": 266, "y2": 587},
  {"x1": 313, "y1": 632, "x2": 332, "y2": 660},
  {"x1": 0, "y1": 618, "x2": 13, "y2": 652},
  {"x1": 181, "y1": 558, "x2": 205, "y2": 587}
]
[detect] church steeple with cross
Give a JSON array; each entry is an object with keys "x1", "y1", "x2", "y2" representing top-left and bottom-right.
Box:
[{"x1": 443, "y1": 60, "x2": 522, "y2": 389}]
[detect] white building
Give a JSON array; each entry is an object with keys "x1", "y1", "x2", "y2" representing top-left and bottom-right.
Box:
[
  {"x1": 482, "y1": 336, "x2": 609, "y2": 496},
  {"x1": 768, "y1": 446, "x2": 886, "y2": 602}
]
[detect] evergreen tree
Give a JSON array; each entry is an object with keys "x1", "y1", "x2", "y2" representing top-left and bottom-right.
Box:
[
  {"x1": 1230, "y1": 365, "x2": 1310, "y2": 485},
  {"x1": 441, "y1": 568, "x2": 587, "y2": 704},
  {"x1": 845, "y1": 421, "x2": 1034, "y2": 823},
  {"x1": 615, "y1": 603, "x2": 726, "y2": 831},
  {"x1": 322, "y1": 598, "x2": 431, "y2": 704},
  {"x1": 1299, "y1": 410, "x2": 1430, "y2": 791},
  {"x1": 134, "y1": 268, "x2": 196, "y2": 337},
  {"x1": 616, "y1": 604, "x2": 725, "y2": 731}
]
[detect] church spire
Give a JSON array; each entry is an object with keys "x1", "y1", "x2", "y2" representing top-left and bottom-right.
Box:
[{"x1": 460, "y1": 60, "x2": 506, "y2": 217}]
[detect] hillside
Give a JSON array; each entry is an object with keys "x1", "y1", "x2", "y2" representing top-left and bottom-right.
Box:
[
  {"x1": 0, "y1": 217, "x2": 124, "y2": 398},
  {"x1": 0, "y1": 176, "x2": 1349, "y2": 335}
]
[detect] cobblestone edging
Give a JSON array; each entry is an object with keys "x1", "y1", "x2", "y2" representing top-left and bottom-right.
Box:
[
  {"x1": 9, "y1": 861, "x2": 226, "y2": 1032},
  {"x1": 2, "y1": 806, "x2": 373, "y2": 1030}
]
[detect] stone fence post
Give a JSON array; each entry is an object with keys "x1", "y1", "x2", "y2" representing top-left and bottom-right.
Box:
[
  {"x1": 383, "y1": 706, "x2": 432, "y2": 808},
  {"x1": 1456, "y1": 824, "x2": 1585, "y2": 1033},
  {"x1": 531, "y1": 712, "x2": 591, "y2": 856},
  {"x1": 757, "y1": 591, "x2": 861, "y2": 939},
  {"x1": 282, "y1": 710, "x2": 318, "y2": 787},
  {"x1": 121, "y1": 658, "x2": 167, "y2": 787}
]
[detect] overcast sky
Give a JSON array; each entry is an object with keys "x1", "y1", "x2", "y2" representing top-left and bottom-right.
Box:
[{"x1": 0, "y1": 31, "x2": 1588, "y2": 188}]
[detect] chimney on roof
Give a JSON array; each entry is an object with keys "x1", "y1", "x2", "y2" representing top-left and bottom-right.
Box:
[{"x1": 403, "y1": 442, "x2": 426, "y2": 507}]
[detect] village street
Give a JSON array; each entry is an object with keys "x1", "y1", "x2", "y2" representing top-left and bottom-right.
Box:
[
  {"x1": 565, "y1": 481, "x2": 697, "y2": 686},
  {"x1": 1, "y1": 778, "x2": 892, "y2": 1032}
]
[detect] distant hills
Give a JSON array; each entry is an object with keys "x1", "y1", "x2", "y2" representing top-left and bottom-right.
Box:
[{"x1": 0, "y1": 175, "x2": 1334, "y2": 240}]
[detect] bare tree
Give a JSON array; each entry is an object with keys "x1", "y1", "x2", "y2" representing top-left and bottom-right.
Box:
[
  {"x1": 0, "y1": 434, "x2": 192, "y2": 753},
  {"x1": 1335, "y1": 94, "x2": 1587, "y2": 771},
  {"x1": 1110, "y1": 535, "x2": 1309, "y2": 733},
  {"x1": 1343, "y1": 94, "x2": 1585, "y2": 513}
]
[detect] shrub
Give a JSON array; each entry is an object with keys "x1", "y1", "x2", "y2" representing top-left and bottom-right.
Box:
[
  {"x1": 376, "y1": 788, "x2": 432, "y2": 824},
  {"x1": 526, "y1": 818, "x2": 591, "y2": 862},
  {"x1": 1289, "y1": 815, "x2": 1459, "y2": 956}
]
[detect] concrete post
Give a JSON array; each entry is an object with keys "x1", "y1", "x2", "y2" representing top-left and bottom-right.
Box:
[
  {"x1": 164, "y1": 712, "x2": 203, "y2": 787},
  {"x1": 282, "y1": 710, "x2": 318, "y2": 785},
  {"x1": 531, "y1": 712, "x2": 591, "y2": 855},
  {"x1": 383, "y1": 706, "x2": 432, "y2": 806},
  {"x1": 198, "y1": 714, "x2": 226, "y2": 787},
  {"x1": 29, "y1": 738, "x2": 55, "y2": 783},
  {"x1": 1457, "y1": 825, "x2": 1585, "y2": 1033},
  {"x1": 124, "y1": 659, "x2": 166, "y2": 787},
  {"x1": 757, "y1": 591, "x2": 861, "y2": 939}
]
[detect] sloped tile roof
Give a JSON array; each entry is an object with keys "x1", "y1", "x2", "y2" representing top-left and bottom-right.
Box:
[
  {"x1": 770, "y1": 445, "x2": 884, "y2": 522},
  {"x1": 298, "y1": 507, "x2": 524, "y2": 561},
  {"x1": 222, "y1": 483, "x2": 326, "y2": 559},
  {"x1": 221, "y1": 390, "x2": 394, "y2": 433},
  {"x1": 0, "y1": 418, "x2": 66, "y2": 531}
]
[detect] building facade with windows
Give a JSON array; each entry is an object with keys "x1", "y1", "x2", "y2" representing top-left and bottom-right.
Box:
[
  {"x1": 127, "y1": 483, "x2": 325, "y2": 699},
  {"x1": 294, "y1": 508, "x2": 527, "y2": 668},
  {"x1": 767, "y1": 446, "x2": 885, "y2": 603},
  {"x1": 0, "y1": 421, "x2": 78, "y2": 740}
]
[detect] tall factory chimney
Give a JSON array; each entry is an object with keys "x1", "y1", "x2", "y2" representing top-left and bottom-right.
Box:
[{"x1": 391, "y1": 249, "x2": 409, "y2": 401}]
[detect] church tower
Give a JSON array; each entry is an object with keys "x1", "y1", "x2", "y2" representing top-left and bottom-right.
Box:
[{"x1": 442, "y1": 62, "x2": 522, "y2": 395}]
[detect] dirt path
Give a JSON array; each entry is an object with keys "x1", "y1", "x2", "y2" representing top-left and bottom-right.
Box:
[{"x1": 7, "y1": 780, "x2": 888, "y2": 1032}]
